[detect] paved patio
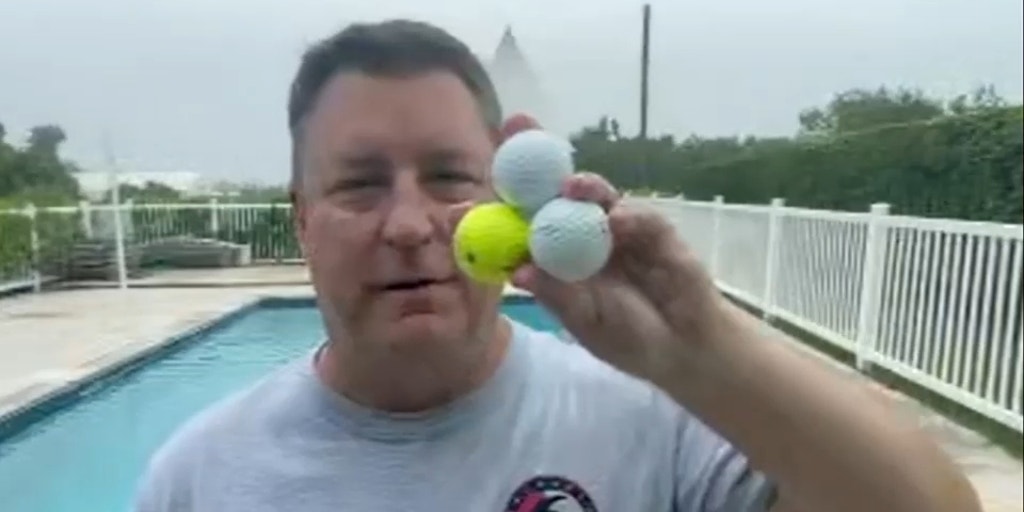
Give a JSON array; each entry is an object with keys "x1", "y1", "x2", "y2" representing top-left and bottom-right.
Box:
[
  {"x1": 0, "y1": 266, "x2": 1020, "y2": 511},
  {"x1": 0, "y1": 284, "x2": 312, "y2": 420},
  {"x1": 53, "y1": 264, "x2": 312, "y2": 289}
]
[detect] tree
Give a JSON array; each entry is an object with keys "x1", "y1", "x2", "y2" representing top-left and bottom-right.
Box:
[
  {"x1": 948, "y1": 84, "x2": 1007, "y2": 115},
  {"x1": 609, "y1": 118, "x2": 621, "y2": 140},
  {"x1": 27, "y1": 125, "x2": 67, "y2": 155},
  {"x1": 0, "y1": 122, "x2": 80, "y2": 203},
  {"x1": 798, "y1": 86, "x2": 945, "y2": 135}
]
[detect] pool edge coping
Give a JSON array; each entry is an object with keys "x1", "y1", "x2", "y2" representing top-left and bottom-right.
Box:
[
  {"x1": 0, "y1": 295, "x2": 269, "y2": 443},
  {"x1": 0, "y1": 290, "x2": 536, "y2": 444}
]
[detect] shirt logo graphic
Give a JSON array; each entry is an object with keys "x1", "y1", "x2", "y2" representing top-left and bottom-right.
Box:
[{"x1": 504, "y1": 475, "x2": 597, "y2": 512}]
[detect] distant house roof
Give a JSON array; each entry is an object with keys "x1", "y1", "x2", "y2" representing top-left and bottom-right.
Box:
[
  {"x1": 492, "y1": 26, "x2": 533, "y2": 78},
  {"x1": 486, "y1": 26, "x2": 547, "y2": 124}
]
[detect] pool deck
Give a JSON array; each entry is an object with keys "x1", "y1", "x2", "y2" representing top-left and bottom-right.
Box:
[{"x1": 0, "y1": 266, "x2": 1020, "y2": 511}]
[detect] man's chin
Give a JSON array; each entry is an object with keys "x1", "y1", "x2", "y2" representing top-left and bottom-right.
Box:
[{"x1": 381, "y1": 313, "x2": 468, "y2": 349}]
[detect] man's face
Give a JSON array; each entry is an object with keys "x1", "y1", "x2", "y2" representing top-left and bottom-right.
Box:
[{"x1": 293, "y1": 70, "x2": 503, "y2": 354}]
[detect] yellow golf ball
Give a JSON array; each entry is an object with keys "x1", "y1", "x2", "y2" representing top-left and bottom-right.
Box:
[{"x1": 453, "y1": 202, "x2": 530, "y2": 284}]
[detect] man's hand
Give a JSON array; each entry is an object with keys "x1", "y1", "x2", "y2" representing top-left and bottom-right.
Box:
[
  {"x1": 511, "y1": 172, "x2": 719, "y2": 382},
  {"x1": 483, "y1": 114, "x2": 726, "y2": 384},
  {"x1": 468, "y1": 113, "x2": 983, "y2": 512}
]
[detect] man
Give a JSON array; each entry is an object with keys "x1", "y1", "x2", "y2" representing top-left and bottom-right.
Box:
[{"x1": 134, "y1": 19, "x2": 980, "y2": 512}]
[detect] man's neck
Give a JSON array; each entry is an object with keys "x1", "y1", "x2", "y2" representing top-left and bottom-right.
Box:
[{"x1": 315, "y1": 318, "x2": 512, "y2": 413}]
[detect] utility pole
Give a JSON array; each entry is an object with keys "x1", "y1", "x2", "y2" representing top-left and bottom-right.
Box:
[{"x1": 639, "y1": 3, "x2": 652, "y2": 188}]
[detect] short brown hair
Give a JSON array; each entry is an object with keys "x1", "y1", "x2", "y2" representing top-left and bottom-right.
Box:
[{"x1": 287, "y1": 20, "x2": 503, "y2": 189}]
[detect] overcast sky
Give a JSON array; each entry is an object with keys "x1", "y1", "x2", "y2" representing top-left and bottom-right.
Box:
[{"x1": 1, "y1": 0, "x2": 1021, "y2": 185}]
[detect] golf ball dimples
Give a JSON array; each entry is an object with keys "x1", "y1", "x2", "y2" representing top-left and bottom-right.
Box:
[
  {"x1": 529, "y1": 198, "x2": 613, "y2": 282},
  {"x1": 492, "y1": 129, "x2": 574, "y2": 217},
  {"x1": 453, "y1": 202, "x2": 530, "y2": 284}
]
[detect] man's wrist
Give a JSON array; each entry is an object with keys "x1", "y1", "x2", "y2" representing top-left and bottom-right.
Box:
[{"x1": 646, "y1": 295, "x2": 755, "y2": 401}]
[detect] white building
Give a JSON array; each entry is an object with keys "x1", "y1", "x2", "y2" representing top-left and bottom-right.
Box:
[{"x1": 73, "y1": 171, "x2": 212, "y2": 201}]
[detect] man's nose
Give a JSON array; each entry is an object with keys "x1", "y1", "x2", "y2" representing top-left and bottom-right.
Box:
[{"x1": 381, "y1": 174, "x2": 437, "y2": 249}]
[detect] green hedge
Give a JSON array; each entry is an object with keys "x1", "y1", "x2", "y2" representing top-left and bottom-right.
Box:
[
  {"x1": 681, "y1": 107, "x2": 1022, "y2": 222},
  {"x1": 36, "y1": 210, "x2": 85, "y2": 276},
  {"x1": 581, "y1": 107, "x2": 1023, "y2": 223},
  {"x1": 0, "y1": 213, "x2": 31, "y2": 280},
  {"x1": 0, "y1": 209, "x2": 82, "y2": 283}
]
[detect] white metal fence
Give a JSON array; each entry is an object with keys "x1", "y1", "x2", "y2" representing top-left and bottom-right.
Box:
[
  {"x1": 1, "y1": 197, "x2": 1022, "y2": 432},
  {"x1": 0, "y1": 200, "x2": 299, "y2": 291},
  {"x1": 636, "y1": 194, "x2": 1023, "y2": 433}
]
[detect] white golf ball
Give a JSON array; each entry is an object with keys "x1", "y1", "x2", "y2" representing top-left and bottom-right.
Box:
[
  {"x1": 529, "y1": 198, "x2": 613, "y2": 283},
  {"x1": 492, "y1": 129, "x2": 574, "y2": 217}
]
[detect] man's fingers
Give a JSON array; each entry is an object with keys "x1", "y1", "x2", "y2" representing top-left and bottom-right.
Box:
[
  {"x1": 561, "y1": 172, "x2": 620, "y2": 212},
  {"x1": 608, "y1": 205, "x2": 689, "y2": 284},
  {"x1": 608, "y1": 207, "x2": 686, "y2": 294},
  {"x1": 608, "y1": 205, "x2": 718, "y2": 332},
  {"x1": 607, "y1": 204, "x2": 674, "y2": 248},
  {"x1": 500, "y1": 113, "x2": 542, "y2": 141}
]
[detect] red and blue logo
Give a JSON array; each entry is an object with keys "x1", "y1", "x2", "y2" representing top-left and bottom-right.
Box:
[{"x1": 504, "y1": 475, "x2": 597, "y2": 512}]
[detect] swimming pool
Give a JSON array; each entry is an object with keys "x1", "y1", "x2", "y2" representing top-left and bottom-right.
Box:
[{"x1": 0, "y1": 296, "x2": 560, "y2": 512}]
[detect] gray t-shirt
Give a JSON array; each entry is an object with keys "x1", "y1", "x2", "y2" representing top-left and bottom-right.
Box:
[{"x1": 134, "y1": 319, "x2": 776, "y2": 511}]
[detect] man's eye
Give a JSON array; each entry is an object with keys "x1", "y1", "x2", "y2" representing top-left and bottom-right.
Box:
[
  {"x1": 337, "y1": 178, "x2": 386, "y2": 190},
  {"x1": 429, "y1": 171, "x2": 475, "y2": 184}
]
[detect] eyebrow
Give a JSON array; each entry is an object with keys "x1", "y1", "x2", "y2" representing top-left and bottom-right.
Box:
[
  {"x1": 420, "y1": 148, "x2": 469, "y2": 166},
  {"x1": 332, "y1": 150, "x2": 388, "y2": 170},
  {"x1": 329, "y1": 146, "x2": 476, "y2": 174}
]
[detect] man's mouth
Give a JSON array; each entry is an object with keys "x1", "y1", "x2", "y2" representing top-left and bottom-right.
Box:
[{"x1": 379, "y1": 277, "x2": 450, "y2": 292}]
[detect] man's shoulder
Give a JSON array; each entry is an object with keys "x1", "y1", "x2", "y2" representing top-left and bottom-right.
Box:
[
  {"x1": 151, "y1": 378, "x2": 261, "y2": 461},
  {"x1": 136, "y1": 358, "x2": 311, "y2": 497},
  {"x1": 180, "y1": 359, "x2": 306, "y2": 434}
]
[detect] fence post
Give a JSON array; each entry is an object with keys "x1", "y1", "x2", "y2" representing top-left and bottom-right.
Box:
[
  {"x1": 855, "y1": 202, "x2": 891, "y2": 372},
  {"x1": 24, "y1": 203, "x2": 41, "y2": 293},
  {"x1": 709, "y1": 195, "x2": 724, "y2": 280},
  {"x1": 112, "y1": 198, "x2": 128, "y2": 290},
  {"x1": 118, "y1": 199, "x2": 134, "y2": 243},
  {"x1": 79, "y1": 200, "x2": 93, "y2": 239},
  {"x1": 209, "y1": 197, "x2": 220, "y2": 237},
  {"x1": 762, "y1": 198, "x2": 785, "y2": 320}
]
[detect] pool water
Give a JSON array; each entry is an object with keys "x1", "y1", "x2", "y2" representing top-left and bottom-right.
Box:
[{"x1": 0, "y1": 297, "x2": 560, "y2": 512}]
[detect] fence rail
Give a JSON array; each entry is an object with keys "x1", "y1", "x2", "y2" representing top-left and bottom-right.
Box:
[
  {"x1": 636, "y1": 194, "x2": 1023, "y2": 433},
  {"x1": 1, "y1": 196, "x2": 1022, "y2": 432}
]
